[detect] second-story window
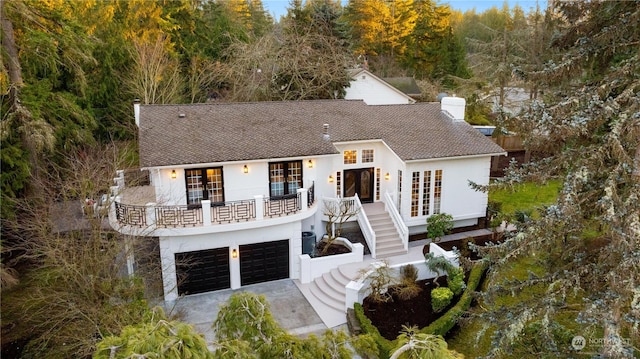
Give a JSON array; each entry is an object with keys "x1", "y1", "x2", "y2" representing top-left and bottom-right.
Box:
[
  {"x1": 269, "y1": 161, "x2": 302, "y2": 198},
  {"x1": 185, "y1": 167, "x2": 224, "y2": 206},
  {"x1": 343, "y1": 150, "x2": 357, "y2": 164},
  {"x1": 362, "y1": 149, "x2": 374, "y2": 163}
]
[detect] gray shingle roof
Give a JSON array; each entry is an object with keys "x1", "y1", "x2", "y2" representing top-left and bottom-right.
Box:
[{"x1": 138, "y1": 100, "x2": 505, "y2": 168}]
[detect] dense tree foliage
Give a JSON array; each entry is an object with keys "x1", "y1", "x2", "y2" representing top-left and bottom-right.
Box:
[
  {"x1": 465, "y1": 1, "x2": 640, "y2": 357},
  {"x1": 94, "y1": 307, "x2": 212, "y2": 359},
  {"x1": 5, "y1": 0, "x2": 638, "y2": 357},
  {"x1": 212, "y1": 292, "x2": 377, "y2": 358}
]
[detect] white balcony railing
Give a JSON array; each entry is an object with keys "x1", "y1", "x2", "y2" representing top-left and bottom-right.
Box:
[{"x1": 112, "y1": 182, "x2": 315, "y2": 230}]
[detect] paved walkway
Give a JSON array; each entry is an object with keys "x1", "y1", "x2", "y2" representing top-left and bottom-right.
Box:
[{"x1": 163, "y1": 279, "x2": 335, "y2": 344}]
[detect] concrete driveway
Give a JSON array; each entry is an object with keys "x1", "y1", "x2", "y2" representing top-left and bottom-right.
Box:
[{"x1": 162, "y1": 279, "x2": 331, "y2": 344}]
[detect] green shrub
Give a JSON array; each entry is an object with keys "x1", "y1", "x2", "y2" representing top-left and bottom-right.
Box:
[
  {"x1": 422, "y1": 260, "x2": 489, "y2": 337},
  {"x1": 447, "y1": 266, "x2": 466, "y2": 296},
  {"x1": 431, "y1": 287, "x2": 454, "y2": 313},
  {"x1": 353, "y1": 303, "x2": 394, "y2": 358},
  {"x1": 426, "y1": 213, "x2": 454, "y2": 242}
]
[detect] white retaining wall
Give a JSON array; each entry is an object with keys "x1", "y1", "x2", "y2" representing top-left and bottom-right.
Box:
[{"x1": 298, "y1": 238, "x2": 364, "y2": 284}]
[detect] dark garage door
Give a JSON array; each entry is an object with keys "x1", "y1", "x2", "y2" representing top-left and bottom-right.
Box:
[
  {"x1": 175, "y1": 248, "x2": 230, "y2": 295},
  {"x1": 240, "y1": 240, "x2": 289, "y2": 286}
]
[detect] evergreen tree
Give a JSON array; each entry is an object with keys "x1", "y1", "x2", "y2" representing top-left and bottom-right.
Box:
[{"x1": 470, "y1": 1, "x2": 640, "y2": 356}]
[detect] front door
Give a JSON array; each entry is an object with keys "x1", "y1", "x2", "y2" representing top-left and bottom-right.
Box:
[{"x1": 344, "y1": 168, "x2": 374, "y2": 203}]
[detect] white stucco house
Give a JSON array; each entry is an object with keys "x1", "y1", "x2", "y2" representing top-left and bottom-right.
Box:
[{"x1": 108, "y1": 98, "x2": 505, "y2": 301}]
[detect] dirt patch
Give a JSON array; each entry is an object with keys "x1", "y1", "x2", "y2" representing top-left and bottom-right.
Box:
[
  {"x1": 362, "y1": 277, "x2": 453, "y2": 340},
  {"x1": 314, "y1": 239, "x2": 351, "y2": 256}
]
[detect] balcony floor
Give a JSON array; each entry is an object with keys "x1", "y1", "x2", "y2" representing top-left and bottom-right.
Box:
[{"x1": 119, "y1": 186, "x2": 156, "y2": 205}]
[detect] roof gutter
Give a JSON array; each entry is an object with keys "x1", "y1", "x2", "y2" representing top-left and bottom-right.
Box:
[
  {"x1": 404, "y1": 151, "x2": 507, "y2": 163},
  {"x1": 140, "y1": 153, "x2": 339, "y2": 171}
]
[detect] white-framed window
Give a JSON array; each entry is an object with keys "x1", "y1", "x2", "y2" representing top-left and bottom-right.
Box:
[
  {"x1": 397, "y1": 170, "x2": 402, "y2": 210},
  {"x1": 343, "y1": 150, "x2": 357, "y2": 164},
  {"x1": 422, "y1": 170, "x2": 431, "y2": 216},
  {"x1": 362, "y1": 149, "x2": 374, "y2": 163},
  {"x1": 185, "y1": 167, "x2": 224, "y2": 206},
  {"x1": 269, "y1": 161, "x2": 302, "y2": 198},
  {"x1": 433, "y1": 169, "x2": 442, "y2": 214},
  {"x1": 375, "y1": 168, "x2": 381, "y2": 201},
  {"x1": 411, "y1": 172, "x2": 420, "y2": 217}
]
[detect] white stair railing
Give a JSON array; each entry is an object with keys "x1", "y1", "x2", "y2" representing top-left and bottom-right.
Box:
[
  {"x1": 353, "y1": 194, "x2": 377, "y2": 258},
  {"x1": 383, "y1": 192, "x2": 409, "y2": 251}
]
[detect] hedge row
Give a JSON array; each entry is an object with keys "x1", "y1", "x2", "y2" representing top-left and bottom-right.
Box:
[
  {"x1": 353, "y1": 302, "x2": 394, "y2": 358},
  {"x1": 353, "y1": 260, "x2": 489, "y2": 358},
  {"x1": 421, "y1": 259, "x2": 489, "y2": 337}
]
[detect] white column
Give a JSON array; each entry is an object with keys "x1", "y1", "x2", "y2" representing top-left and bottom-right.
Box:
[
  {"x1": 108, "y1": 194, "x2": 121, "y2": 228},
  {"x1": 124, "y1": 235, "x2": 135, "y2": 277},
  {"x1": 254, "y1": 195, "x2": 264, "y2": 220},
  {"x1": 115, "y1": 170, "x2": 125, "y2": 188},
  {"x1": 201, "y1": 200, "x2": 211, "y2": 226},
  {"x1": 145, "y1": 203, "x2": 156, "y2": 228},
  {"x1": 299, "y1": 254, "x2": 311, "y2": 283},
  {"x1": 229, "y1": 246, "x2": 241, "y2": 289},
  {"x1": 160, "y1": 238, "x2": 178, "y2": 301},
  {"x1": 298, "y1": 188, "x2": 308, "y2": 211}
]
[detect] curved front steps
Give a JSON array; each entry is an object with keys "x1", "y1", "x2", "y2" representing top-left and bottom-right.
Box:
[
  {"x1": 297, "y1": 265, "x2": 363, "y2": 328},
  {"x1": 309, "y1": 267, "x2": 352, "y2": 311}
]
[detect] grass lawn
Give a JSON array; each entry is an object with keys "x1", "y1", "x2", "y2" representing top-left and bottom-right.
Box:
[{"x1": 488, "y1": 180, "x2": 562, "y2": 218}]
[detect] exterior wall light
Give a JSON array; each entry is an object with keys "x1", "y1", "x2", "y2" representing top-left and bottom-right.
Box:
[
  {"x1": 385, "y1": 172, "x2": 390, "y2": 180},
  {"x1": 328, "y1": 175, "x2": 334, "y2": 183},
  {"x1": 308, "y1": 160, "x2": 313, "y2": 168},
  {"x1": 243, "y1": 165, "x2": 248, "y2": 174},
  {"x1": 232, "y1": 249, "x2": 238, "y2": 258},
  {"x1": 171, "y1": 170, "x2": 177, "y2": 179}
]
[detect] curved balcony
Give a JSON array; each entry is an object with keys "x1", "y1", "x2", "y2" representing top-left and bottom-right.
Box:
[{"x1": 109, "y1": 182, "x2": 316, "y2": 236}]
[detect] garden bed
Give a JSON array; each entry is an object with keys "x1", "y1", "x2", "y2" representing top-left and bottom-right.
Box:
[
  {"x1": 314, "y1": 238, "x2": 352, "y2": 256},
  {"x1": 362, "y1": 276, "x2": 452, "y2": 340}
]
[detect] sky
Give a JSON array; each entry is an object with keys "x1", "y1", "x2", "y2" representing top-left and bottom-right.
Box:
[{"x1": 262, "y1": 0, "x2": 548, "y2": 20}]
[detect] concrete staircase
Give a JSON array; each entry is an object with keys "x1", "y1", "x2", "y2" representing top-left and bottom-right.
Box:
[
  {"x1": 308, "y1": 266, "x2": 353, "y2": 312},
  {"x1": 363, "y1": 203, "x2": 407, "y2": 258},
  {"x1": 304, "y1": 265, "x2": 363, "y2": 327}
]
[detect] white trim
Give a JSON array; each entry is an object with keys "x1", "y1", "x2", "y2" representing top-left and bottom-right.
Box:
[
  {"x1": 405, "y1": 152, "x2": 506, "y2": 163},
  {"x1": 143, "y1": 153, "x2": 339, "y2": 171}
]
